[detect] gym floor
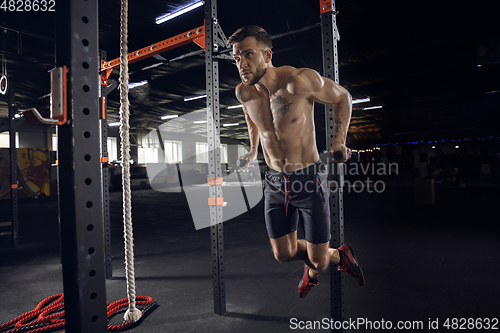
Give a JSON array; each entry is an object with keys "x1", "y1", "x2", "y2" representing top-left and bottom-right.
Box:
[{"x1": 1, "y1": 176, "x2": 499, "y2": 332}]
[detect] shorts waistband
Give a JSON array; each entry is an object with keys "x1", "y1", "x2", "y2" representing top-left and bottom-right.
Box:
[{"x1": 266, "y1": 160, "x2": 326, "y2": 177}]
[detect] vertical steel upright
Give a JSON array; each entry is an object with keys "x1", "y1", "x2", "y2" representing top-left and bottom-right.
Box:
[
  {"x1": 320, "y1": 0, "x2": 345, "y2": 332},
  {"x1": 56, "y1": 1, "x2": 108, "y2": 332},
  {"x1": 99, "y1": 50, "x2": 113, "y2": 280},
  {"x1": 205, "y1": 0, "x2": 226, "y2": 316},
  {"x1": 100, "y1": 105, "x2": 112, "y2": 280},
  {"x1": 8, "y1": 87, "x2": 19, "y2": 248}
]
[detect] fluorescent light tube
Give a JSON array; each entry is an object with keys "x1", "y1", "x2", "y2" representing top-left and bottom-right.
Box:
[
  {"x1": 223, "y1": 123, "x2": 239, "y2": 127},
  {"x1": 108, "y1": 122, "x2": 120, "y2": 127},
  {"x1": 142, "y1": 63, "x2": 163, "y2": 71},
  {"x1": 193, "y1": 120, "x2": 207, "y2": 124},
  {"x1": 161, "y1": 115, "x2": 179, "y2": 120},
  {"x1": 352, "y1": 97, "x2": 370, "y2": 104},
  {"x1": 156, "y1": 1, "x2": 204, "y2": 25},
  {"x1": 362, "y1": 106, "x2": 383, "y2": 110},
  {"x1": 128, "y1": 80, "x2": 148, "y2": 89},
  {"x1": 227, "y1": 104, "x2": 243, "y2": 109},
  {"x1": 184, "y1": 94, "x2": 206, "y2": 102}
]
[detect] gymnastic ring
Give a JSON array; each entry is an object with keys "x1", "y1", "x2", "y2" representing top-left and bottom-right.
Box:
[{"x1": 0, "y1": 75, "x2": 7, "y2": 95}]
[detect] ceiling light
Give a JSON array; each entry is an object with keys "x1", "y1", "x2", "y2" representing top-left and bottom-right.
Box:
[
  {"x1": 223, "y1": 123, "x2": 239, "y2": 127},
  {"x1": 161, "y1": 115, "x2": 178, "y2": 120},
  {"x1": 227, "y1": 104, "x2": 243, "y2": 109},
  {"x1": 352, "y1": 97, "x2": 370, "y2": 104},
  {"x1": 128, "y1": 80, "x2": 148, "y2": 89},
  {"x1": 193, "y1": 120, "x2": 207, "y2": 124},
  {"x1": 184, "y1": 94, "x2": 206, "y2": 102},
  {"x1": 142, "y1": 63, "x2": 163, "y2": 71},
  {"x1": 156, "y1": 1, "x2": 205, "y2": 25},
  {"x1": 362, "y1": 106, "x2": 383, "y2": 110},
  {"x1": 109, "y1": 122, "x2": 120, "y2": 127}
]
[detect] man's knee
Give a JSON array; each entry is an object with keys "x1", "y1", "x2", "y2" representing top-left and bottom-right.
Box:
[
  {"x1": 310, "y1": 258, "x2": 329, "y2": 273},
  {"x1": 274, "y1": 251, "x2": 294, "y2": 263},
  {"x1": 270, "y1": 235, "x2": 298, "y2": 263}
]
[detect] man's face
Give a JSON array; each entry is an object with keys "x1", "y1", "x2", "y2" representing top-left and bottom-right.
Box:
[{"x1": 232, "y1": 36, "x2": 269, "y2": 86}]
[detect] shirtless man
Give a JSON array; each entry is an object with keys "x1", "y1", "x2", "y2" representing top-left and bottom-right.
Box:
[{"x1": 228, "y1": 26, "x2": 364, "y2": 298}]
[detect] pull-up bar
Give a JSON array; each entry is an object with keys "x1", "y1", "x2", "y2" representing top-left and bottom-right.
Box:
[{"x1": 100, "y1": 25, "x2": 206, "y2": 85}]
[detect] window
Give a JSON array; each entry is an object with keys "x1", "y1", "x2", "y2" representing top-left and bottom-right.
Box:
[
  {"x1": 238, "y1": 145, "x2": 248, "y2": 158},
  {"x1": 196, "y1": 142, "x2": 227, "y2": 163},
  {"x1": 221, "y1": 144, "x2": 228, "y2": 163},
  {"x1": 52, "y1": 134, "x2": 57, "y2": 151},
  {"x1": 164, "y1": 140, "x2": 182, "y2": 163},
  {"x1": 138, "y1": 147, "x2": 159, "y2": 164},
  {"x1": 52, "y1": 134, "x2": 118, "y2": 161},
  {"x1": 196, "y1": 142, "x2": 208, "y2": 163},
  {"x1": 107, "y1": 137, "x2": 118, "y2": 161},
  {"x1": 0, "y1": 132, "x2": 19, "y2": 148},
  {"x1": 138, "y1": 131, "x2": 160, "y2": 164}
]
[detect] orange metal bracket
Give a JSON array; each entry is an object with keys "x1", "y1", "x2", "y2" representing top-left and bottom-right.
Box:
[
  {"x1": 320, "y1": 0, "x2": 333, "y2": 14},
  {"x1": 100, "y1": 157, "x2": 110, "y2": 163},
  {"x1": 100, "y1": 63, "x2": 112, "y2": 119},
  {"x1": 11, "y1": 182, "x2": 18, "y2": 189},
  {"x1": 100, "y1": 62, "x2": 113, "y2": 86},
  {"x1": 193, "y1": 36, "x2": 205, "y2": 49},
  {"x1": 100, "y1": 25, "x2": 205, "y2": 85}
]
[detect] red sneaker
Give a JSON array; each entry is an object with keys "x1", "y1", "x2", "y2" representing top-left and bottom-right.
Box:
[
  {"x1": 298, "y1": 265, "x2": 319, "y2": 298},
  {"x1": 337, "y1": 244, "x2": 365, "y2": 286}
]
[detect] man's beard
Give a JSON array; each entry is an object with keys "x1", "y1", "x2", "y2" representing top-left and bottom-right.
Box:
[{"x1": 241, "y1": 67, "x2": 267, "y2": 86}]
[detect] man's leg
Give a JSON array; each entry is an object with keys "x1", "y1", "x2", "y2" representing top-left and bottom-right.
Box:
[
  {"x1": 306, "y1": 241, "x2": 340, "y2": 279},
  {"x1": 269, "y1": 231, "x2": 308, "y2": 263},
  {"x1": 269, "y1": 232, "x2": 340, "y2": 277}
]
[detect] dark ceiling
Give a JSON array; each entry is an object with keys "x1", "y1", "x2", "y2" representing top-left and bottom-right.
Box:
[{"x1": 1, "y1": 0, "x2": 499, "y2": 149}]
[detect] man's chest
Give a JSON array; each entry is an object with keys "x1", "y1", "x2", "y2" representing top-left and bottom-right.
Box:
[
  {"x1": 270, "y1": 92, "x2": 296, "y2": 118},
  {"x1": 247, "y1": 96, "x2": 306, "y2": 133}
]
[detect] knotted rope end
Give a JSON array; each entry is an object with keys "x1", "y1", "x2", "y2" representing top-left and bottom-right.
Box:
[{"x1": 123, "y1": 308, "x2": 142, "y2": 323}]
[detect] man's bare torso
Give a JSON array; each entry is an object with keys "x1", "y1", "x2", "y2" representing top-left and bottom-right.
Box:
[{"x1": 239, "y1": 66, "x2": 319, "y2": 172}]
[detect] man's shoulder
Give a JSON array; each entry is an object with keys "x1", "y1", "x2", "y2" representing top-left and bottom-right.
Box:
[
  {"x1": 235, "y1": 82, "x2": 268, "y2": 102},
  {"x1": 279, "y1": 67, "x2": 322, "y2": 94},
  {"x1": 275, "y1": 65, "x2": 300, "y2": 79},
  {"x1": 235, "y1": 82, "x2": 252, "y2": 103},
  {"x1": 277, "y1": 66, "x2": 320, "y2": 84},
  {"x1": 294, "y1": 67, "x2": 321, "y2": 79}
]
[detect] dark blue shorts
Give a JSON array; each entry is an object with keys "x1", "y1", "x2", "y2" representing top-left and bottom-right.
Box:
[{"x1": 264, "y1": 160, "x2": 331, "y2": 244}]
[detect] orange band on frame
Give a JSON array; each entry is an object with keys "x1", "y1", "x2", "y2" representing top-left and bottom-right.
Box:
[
  {"x1": 208, "y1": 198, "x2": 224, "y2": 206},
  {"x1": 207, "y1": 177, "x2": 223, "y2": 185}
]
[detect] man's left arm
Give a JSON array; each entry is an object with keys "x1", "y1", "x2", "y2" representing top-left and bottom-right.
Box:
[{"x1": 295, "y1": 69, "x2": 352, "y2": 162}]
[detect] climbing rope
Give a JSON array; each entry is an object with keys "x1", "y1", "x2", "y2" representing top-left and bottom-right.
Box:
[
  {"x1": 118, "y1": 0, "x2": 143, "y2": 323},
  {"x1": 0, "y1": 294, "x2": 155, "y2": 333},
  {"x1": 1, "y1": 0, "x2": 153, "y2": 331}
]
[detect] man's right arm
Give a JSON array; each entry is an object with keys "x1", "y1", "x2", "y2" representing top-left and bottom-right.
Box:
[
  {"x1": 236, "y1": 84, "x2": 259, "y2": 166},
  {"x1": 244, "y1": 106, "x2": 260, "y2": 158}
]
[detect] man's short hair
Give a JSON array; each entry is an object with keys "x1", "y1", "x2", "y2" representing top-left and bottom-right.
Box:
[{"x1": 227, "y1": 25, "x2": 272, "y2": 50}]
